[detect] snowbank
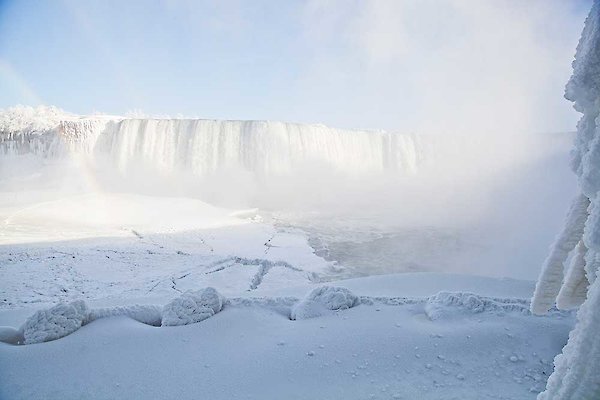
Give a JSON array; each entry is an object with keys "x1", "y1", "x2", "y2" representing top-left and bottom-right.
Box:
[
  {"x1": 22, "y1": 300, "x2": 89, "y2": 344},
  {"x1": 291, "y1": 286, "x2": 359, "y2": 320},
  {"x1": 161, "y1": 288, "x2": 225, "y2": 327}
]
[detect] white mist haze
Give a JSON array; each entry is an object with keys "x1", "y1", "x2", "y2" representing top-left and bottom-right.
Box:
[
  {"x1": 0, "y1": 1, "x2": 589, "y2": 133},
  {"x1": 298, "y1": 0, "x2": 587, "y2": 134}
]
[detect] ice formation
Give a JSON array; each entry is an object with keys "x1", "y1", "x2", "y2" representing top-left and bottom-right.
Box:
[
  {"x1": 161, "y1": 287, "x2": 225, "y2": 327},
  {"x1": 291, "y1": 286, "x2": 359, "y2": 320},
  {"x1": 22, "y1": 300, "x2": 89, "y2": 344},
  {"x1": 531, "y1": 2, "x2": 600, "y2": 398}
]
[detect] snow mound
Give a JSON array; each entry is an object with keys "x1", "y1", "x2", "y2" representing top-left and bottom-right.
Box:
[
  {"x1": 22, "y1": 300, "x2": 89, "y2": 344},
  {"x1": 425, "y1": 291, "x2": 530, "y2": 320},
  {"x1": 291, "y1": 286, "x2": 359, "y2": 320},
  {"x1": 161, "y1": 288, "x2": 225, "y2": 327},
  {"x1": 0, "y1": 326, "x2": 24, "y2": 345},
  {"x1": 89, "y1": 305, "x2": 163, "y2": 326}
]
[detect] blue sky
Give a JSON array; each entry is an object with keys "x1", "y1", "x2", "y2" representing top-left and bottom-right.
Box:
[{"x1": 0, "y1": 0, "x2": 592, "y2": 133}]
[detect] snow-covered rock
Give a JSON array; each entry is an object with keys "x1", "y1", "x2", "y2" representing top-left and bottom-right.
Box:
[
  {"x1": 22, "y1": 300, "x2": 89, "y2": 344},
  {"x1": 161, "y1": 288, "x2": 225, "y2": 327},
  {"x1": 291, "y1": 286, "x2": 359, "y2": 320}
]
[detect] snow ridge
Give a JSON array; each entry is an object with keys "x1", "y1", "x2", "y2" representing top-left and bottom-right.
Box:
[{"x1": 1, "y1": 289, "x2": 569, "y2": 345}]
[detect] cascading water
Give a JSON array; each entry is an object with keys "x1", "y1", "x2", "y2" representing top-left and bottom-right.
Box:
[
  {"x1": 1, "y1": 114, "x2": 422, "y2": 179},
  {"x1": 94, "y1": 119, "x2": 422, "y2": 177}
]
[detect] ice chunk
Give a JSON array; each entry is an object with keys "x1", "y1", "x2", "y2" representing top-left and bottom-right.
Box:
[
  {"x1": 291, "y1": 286, "x2": 359, "y2": 320},
  {"x1": 22, "y1": 300, "x2": 89, "y2": 344},
  {"x1": 161, "y1": 287, "x2": 225, "y2": 327}
]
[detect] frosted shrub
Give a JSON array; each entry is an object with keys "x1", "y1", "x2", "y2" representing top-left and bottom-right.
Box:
[
  {"x1": 162, "y1": 287, "x2": 225, "y2": 327},
  {"x1": 23, "y1": 300, "x2": 89, "y2": 344},
  {"x1": 291, "y1": 286, "x2": 359, "y2": 320}
]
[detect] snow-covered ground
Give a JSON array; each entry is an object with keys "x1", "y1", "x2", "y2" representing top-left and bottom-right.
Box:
[
  {"x1": 0, "y1": 273, "x2": 574, "y2": 400},
  {"x1": 0, "y1": 191, "x2": 576, "y2": 399},
  {"x1": 0, "y1": 106, "x2": 580, "y2": 399}
]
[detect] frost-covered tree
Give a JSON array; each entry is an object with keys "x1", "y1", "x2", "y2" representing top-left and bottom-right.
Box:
[{"x1": 530, "y1": 2, "x2": 600, "y2": 398}]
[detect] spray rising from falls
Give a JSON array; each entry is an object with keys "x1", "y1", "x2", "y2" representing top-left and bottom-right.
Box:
[{"x1": 0, "y1": 105, "x2": 574, "y2": 223}]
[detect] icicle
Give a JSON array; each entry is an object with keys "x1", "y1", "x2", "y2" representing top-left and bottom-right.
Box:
[
  {"x1": 584, "y1": 248, "x2": 600, "y2": 285},
  {"x1": 531, "y1": 194, "x2": 590, "y2": 314},
  {"x1": 556, "y1": 241, "x2": 589, "y2": 310}
]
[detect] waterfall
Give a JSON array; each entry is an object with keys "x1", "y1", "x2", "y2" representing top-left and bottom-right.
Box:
[{"x1": 1, "y1": 117, "x2": 422, "y2": 178}]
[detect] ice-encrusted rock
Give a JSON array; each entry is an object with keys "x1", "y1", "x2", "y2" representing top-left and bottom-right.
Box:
[
  {"x1": 161, "y1": 287, "x2": 225, "y2": 327},
  {"x1": 291, "y1": 286, "x2": 359, "y2": 320},
  {"x1": 22, "y1": 300, "x2": 89, "y2": 344}
]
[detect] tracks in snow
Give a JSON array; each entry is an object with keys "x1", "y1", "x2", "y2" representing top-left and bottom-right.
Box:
[{"x1": 206, "y1": 257, "x2": 305, "y2": 290}]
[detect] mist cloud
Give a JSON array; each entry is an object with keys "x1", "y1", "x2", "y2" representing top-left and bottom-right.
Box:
[{"x1": 297, "y1": 0, "x2": 589, "y2": 134}]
